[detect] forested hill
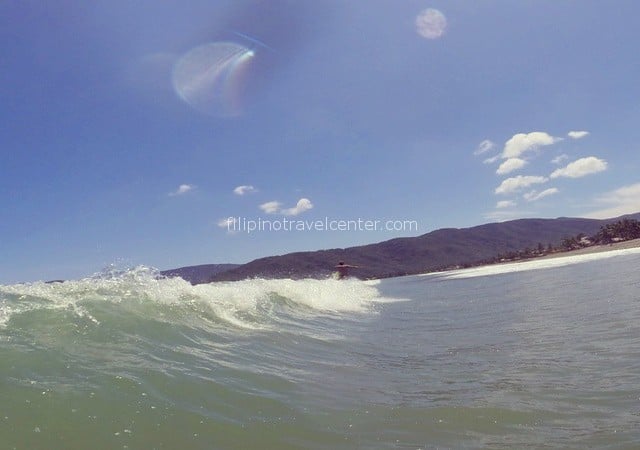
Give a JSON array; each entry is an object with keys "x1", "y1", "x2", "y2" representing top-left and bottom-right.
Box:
[{"x1": 200, "y1": 213, "x2": 640, "y2": 283}]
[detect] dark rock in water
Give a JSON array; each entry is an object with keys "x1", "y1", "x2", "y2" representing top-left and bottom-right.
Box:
[{"x1": 160, "y1": 264, "x2": 239, "y2": 285}]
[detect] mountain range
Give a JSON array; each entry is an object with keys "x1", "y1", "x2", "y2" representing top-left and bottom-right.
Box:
[{"x1": 161, "y1": 213, "x2": 640, "y2": 284}]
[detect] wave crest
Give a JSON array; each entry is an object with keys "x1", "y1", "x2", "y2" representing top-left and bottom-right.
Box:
[{"x1": 0, "y1": 266, "x2": 394, "y2": 329}]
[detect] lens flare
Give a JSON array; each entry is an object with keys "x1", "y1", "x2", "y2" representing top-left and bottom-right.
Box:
[
  {"x1": 172, "y1": 42, "x2": 256, "y2": 117},
  {"x1": 416, "y1": 8, "x2": 447, "y2": 40}
]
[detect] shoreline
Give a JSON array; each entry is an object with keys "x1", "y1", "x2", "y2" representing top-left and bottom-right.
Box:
[
  {"x1": 529, "y1": 237, "x2": 640, "y2": 261},
  {"x1": 418, "y1": 238, "x2": 640, "y2": 279},
  {"x1": 417, "y1": 238, "x2": 640, "y2": 278}
]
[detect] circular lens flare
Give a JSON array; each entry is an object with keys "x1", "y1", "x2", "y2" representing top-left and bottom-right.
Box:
[{"x1": 416, "y1": 9, "x2": 447, "y2": 40}]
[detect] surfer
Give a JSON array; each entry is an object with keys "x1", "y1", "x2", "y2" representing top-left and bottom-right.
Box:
[{"x1": 334, "y1": 261, "x2": 358, "y2": 280}]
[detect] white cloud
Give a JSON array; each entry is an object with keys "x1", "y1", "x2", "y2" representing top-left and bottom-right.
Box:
[
  {"x1": 584, "y1": 183, "x2": 640, "y2": 219},
  {"x1": 523, "y1": 187, "x2": 559, "y2": 202},
  {"x1": 496, "y1": 200, "x2": 516, "y2": 209},
  {"x1": 550, "y1": 156, "x2": 607, "y2": 179},
  {"x1": 217, "y1": 217, "x2": 239, "y2": 234},
  {"x1": 551, "y1": 154, "x2": 569, "y2": 165},
  {"x1": 169, "y1": 184, "x2": 195, "y2": 196},
  {"x1": 233, "y1": 185, "x2": 257, "y2": 195},
  {"x1": 495, "y1": 175, "x2": 548, "y2": 195},
  {"x1": 483, "y1": 154, "x2": 500, "y2": 164},
  {"x1": 474, "y1": 140, "x2": 495, "y2": 155},
  {"x1": 259, "y1": 201, "x2": 282, "y2": 214},
  {"x1": 567, "y1": 130, "x2": 589, "y2": 139},
  {"x1": 259, "y1": 198, "x2": 314, "y2": 215},
  {"x1": 217, "y1": 217, "x2": 235, "y2": 228},
  {"x1": 496, "y1": 157, "x2": 527, "y2": 175},
  {"x1": 502, "y1": 132, "x2": 560, "y2": 159},
  {"x1": 484, "y1": 209, "x2": 532, "y2": 222},
  {"x1": 281, "y1": 198, "x2": 314, "y2": 216},
  {"x1": 415, "y1": 8, "x2": 447, "y2": 39}
]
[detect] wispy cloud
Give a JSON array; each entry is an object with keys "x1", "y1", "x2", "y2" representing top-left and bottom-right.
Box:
[
  {"x1": 495, "y1": 175, "x2": 548, "y2": 195},
  {"x1": 474, "y1": 139, "x2": 495, "y2": 155},
  {"x1": 169, "y1": 184, "x2": 195, "y2": 196},
  {"x1": 502, "y1": 132, "x2": 560, "y2": 159},
  {"x1": 484, "y1": 209, "x2": 532, "y2": 222},
  {"x1": 523, "y1": 187, "x2": 559, "y2": 202},
  {"x1": 496, "y1": 157, "x2": 527, "y2": 175},
  {"x1": 567, "y1": 130, "x2": 589, "y2": 139},
  {"x1": 584, "y1": 183, "x2": 640, "y2": 219},
  {"x1": 550, "y1": 156, "x2": 607, "y2": 179},
  {"x1": 551, "y1": 154, "x2": 569, "y2": 165},
  {"x1": 233, "y1": 185, "x2": 258, "y2": 195},
  {"x1": 217, "y1": 217, "x2": 236, "y2": 228},
  {"x1": 496, "y1": 200, "x2": 516, "y2": 209},
  {"x1": 483, "y1": 154, "x2": 500, "y2": 164},
  {"x1": 217, "y1": 216, "x2": 239, "y2": 234},
  {"x1": 259, "y1": 201, "x2": 282, "y2": 214}
]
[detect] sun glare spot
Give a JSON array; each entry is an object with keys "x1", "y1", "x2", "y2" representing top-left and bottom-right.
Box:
[{"x1": 416, "y1": 8, "x2": 447, "y2": 40}]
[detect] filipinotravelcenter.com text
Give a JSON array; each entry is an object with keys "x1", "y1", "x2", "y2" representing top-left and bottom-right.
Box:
[{"x1": 223, "y1": 217, "x2": 419, "y2": 234}]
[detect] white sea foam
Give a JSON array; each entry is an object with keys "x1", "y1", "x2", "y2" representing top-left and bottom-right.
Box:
[
  {"x1": 433, "y1": 246, "x2": 640, "y2": 280},
  {"x1": 0, "y1": 266, "x2": 398, "y2": 328}
]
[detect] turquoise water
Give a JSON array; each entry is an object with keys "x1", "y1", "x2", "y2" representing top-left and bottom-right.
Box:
[{"x1": 1, "y1": 249, "x2": 640, "y2": 449}]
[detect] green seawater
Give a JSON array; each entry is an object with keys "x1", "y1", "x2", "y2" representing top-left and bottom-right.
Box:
[{"x1": 1, "y1": 251, "x2": 640, "y2": 449}]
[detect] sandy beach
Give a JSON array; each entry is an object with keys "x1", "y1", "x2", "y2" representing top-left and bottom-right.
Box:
[
  {"x1": 431, "y1": 237, "x2": 640, "y2": 280},
  {"x1": 537, "y1": 238, "x2": 640, "y2": 260}
]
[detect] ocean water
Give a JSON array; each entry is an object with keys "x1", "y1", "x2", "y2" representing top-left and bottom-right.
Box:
[{"x1": 1, "y1": 249, "x2": 640, "y2": 449}]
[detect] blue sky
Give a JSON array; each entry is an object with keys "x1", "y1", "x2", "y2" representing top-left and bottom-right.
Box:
[{"x1": 2, "y1": 0, "x2": 640, "y2": 283}]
